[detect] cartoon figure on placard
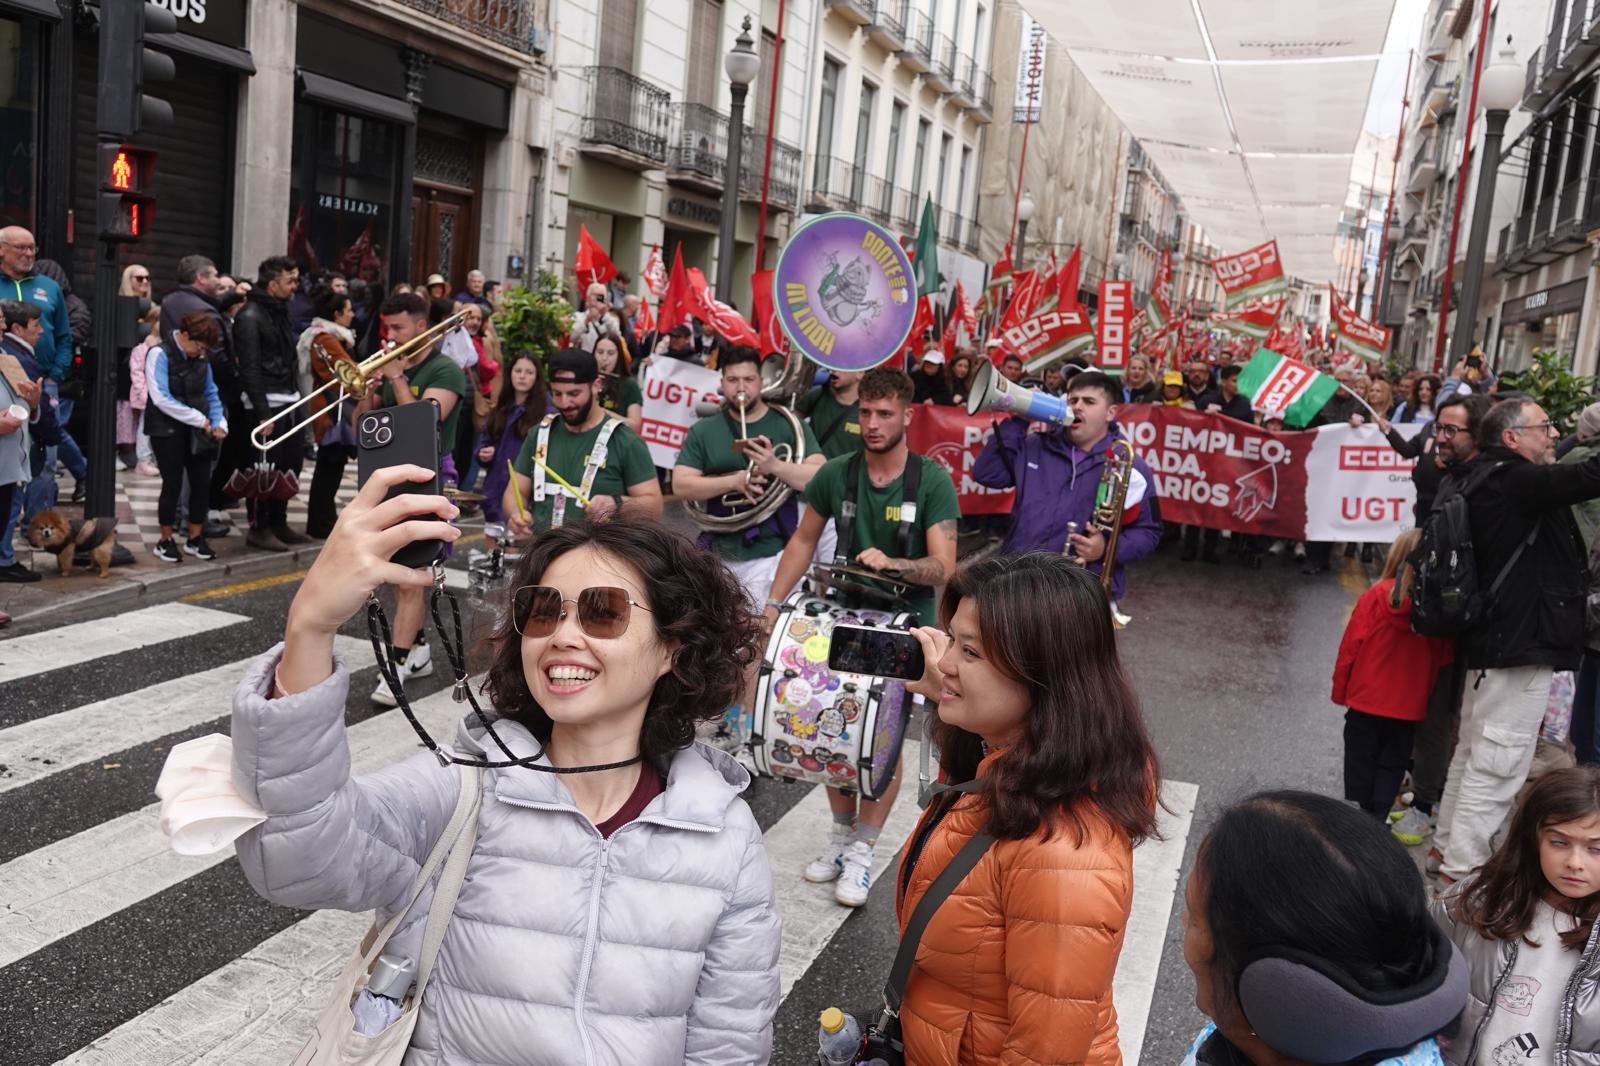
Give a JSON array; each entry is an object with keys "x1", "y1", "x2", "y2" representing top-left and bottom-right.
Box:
[{"x1": 817, "y1": 255, "x2": 882, "y2": 331}]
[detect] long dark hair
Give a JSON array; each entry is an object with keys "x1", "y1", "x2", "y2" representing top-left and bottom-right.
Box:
[
  {"x1": 929, "y1": 553, "x2": 1159, "y2": 843},
  {"x1": 486, "y1": 352, "x2": 546, "y2": 442},
  {"x1": 485, "y1": 516, "x2": 762, "y2": 765},
  {"x1": 1456, "y1": 766, "x2": 1600, "y2": 949},
  {"x1": 1196, "y1": 791, "x2": 1447, "y2": 1022}
]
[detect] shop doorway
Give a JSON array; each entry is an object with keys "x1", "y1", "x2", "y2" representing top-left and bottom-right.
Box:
[{"x1": 409, "y1": 185, "x2": 474, "y2": 291}]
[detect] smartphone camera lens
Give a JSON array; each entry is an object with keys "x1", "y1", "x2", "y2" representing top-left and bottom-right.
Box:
[
  {"x1": 375, "y1": 426, "x2": 392, "y2": 445},
  {"x1": 361, "y1": 415, "x2": 380, "y2": 436}
]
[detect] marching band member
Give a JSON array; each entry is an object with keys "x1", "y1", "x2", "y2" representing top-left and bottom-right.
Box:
[
  {"x1": 764, "y1": 367, "x2": 960, "y2": 907},
  {"x1": 796, "y1": 369, "x2": 863, "y2": 460},
  {"x1": 672, "y1": 346, "x2": 823, "y2": 607},
  {"x1": 503, "y1": 348, "x2": 661, "y2": 537},
  {"x1": 972, "y1": 370, "x2": 1161, "y2": 604}
]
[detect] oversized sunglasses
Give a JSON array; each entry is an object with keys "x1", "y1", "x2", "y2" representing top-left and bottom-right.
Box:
[{"x1": 512, "y1": 585, "x2": 653, "y2": 638}]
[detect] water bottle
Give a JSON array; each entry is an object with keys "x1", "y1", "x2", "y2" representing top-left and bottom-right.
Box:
[
  {"x1": 817, "y1": 1007, "x2": 862, "y2": 1065},
  {"x1": 351, "y1": 954, "x2": 415, "y2": 1036}
]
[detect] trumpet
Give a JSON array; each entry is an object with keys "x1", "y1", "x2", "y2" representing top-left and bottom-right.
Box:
[
  {"x1": 249, "y1": 309, "x2": 472, "y2": 451},
  {"x1": 1063, "y1": 438, "x2": 1136, "y2": 626}
]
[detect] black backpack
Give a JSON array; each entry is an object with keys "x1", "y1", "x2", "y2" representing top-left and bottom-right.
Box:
[{"x1": 1409, "y1": 460, "x2": 1536, "y2": 637}]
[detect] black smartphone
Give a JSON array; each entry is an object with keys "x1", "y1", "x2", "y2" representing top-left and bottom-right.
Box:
[
  {"x1": 1466, "y1": 353, "x2": 1484, "y2": 370},
  {"x1": 356, "y1": 402, "x2": 447, "y2": 569},
  {"x1": 828, "y1": 624, "x2": 926, "y2": 680}
]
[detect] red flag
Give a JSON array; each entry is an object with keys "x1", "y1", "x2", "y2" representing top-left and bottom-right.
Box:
[
  {"x1": 905, "y1": 294, "x2": 936, "y2": 362},
  {"x1": 1057, "y1": 246, "x2": 1081, "y2": 309},
  {"x1": 685, "y1": 267, "x2": 761, "y2": 348},
  {"x1": 750, "y1": 269, "x2": 784, "y2": 357},
  {"x1": 998, "y1": 269, "x2": 1037, "y2": 331},
  {"x1": 574, "y1": 225, "x2": 618, "y2": 292},
  {"x1": 656, "y1": 246, "x2": 693, "y2": 333}
]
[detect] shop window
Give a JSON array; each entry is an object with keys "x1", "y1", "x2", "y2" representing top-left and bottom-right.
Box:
[
  {"x1": 0, "y1": 17, "x2": 40, "y2": 232},
  {"x1": 289, "y1": 103, "x2": 401, "y2": 283}
]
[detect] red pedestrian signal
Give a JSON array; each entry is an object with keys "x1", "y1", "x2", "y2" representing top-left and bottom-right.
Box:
[
  {"x1": 111, "y1": 152, "x2": 133, "y2": 191},
  {"x1": 97, "y1": 143, "x2": 158, "y2": 244}
]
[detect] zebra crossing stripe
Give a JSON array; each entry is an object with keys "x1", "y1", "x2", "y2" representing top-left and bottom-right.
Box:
[
  {"x1": 0, "y1": 603, "x2": 248, "y2": 685},
  {"x1": 0, "y1": 685, "x2": 465, "y2": 969},
  {"x1": 0, "y1": 636, "x2": 368, "y2": 797}
]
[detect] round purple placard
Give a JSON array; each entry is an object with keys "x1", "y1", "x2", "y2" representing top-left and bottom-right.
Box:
[{"x1": 772, "y1": 212, "x2": 918, "y2": 372}]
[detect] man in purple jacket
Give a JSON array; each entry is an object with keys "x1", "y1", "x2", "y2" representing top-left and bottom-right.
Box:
[{"x1": 972, "y1": 369, "x2": 1161, "y2": 602}]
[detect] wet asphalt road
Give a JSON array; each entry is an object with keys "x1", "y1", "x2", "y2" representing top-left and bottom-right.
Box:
[{"x1": 0, "y1": 524, "x2": 1370, "y2": 1065}]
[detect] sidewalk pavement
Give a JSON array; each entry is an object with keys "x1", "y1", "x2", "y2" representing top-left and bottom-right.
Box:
[{"x1": 0, "y1": 463, "x2": 360, "y2": 629}]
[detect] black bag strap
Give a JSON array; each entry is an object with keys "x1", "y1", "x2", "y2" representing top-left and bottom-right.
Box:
[
  {"x1": 835, "y1": 452, "x2": 924, "y2": 565},
  {"x1": 811, "y1": 398, "x2": 854, "y2": 450},
  {"x1": 883, "y1": 796, "x2": 994, "y2": 1019},
  {"x1": 1455, "y1": 460, "x2": 1540, "y2": 598}
]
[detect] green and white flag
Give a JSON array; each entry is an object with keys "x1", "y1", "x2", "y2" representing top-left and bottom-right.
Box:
[
  {"x1": 1235, "y1": 347, "x2": 1340, "y2": 428},
  {"x1": 913, "y1": 197, "x2": 942, "y2": 298}
]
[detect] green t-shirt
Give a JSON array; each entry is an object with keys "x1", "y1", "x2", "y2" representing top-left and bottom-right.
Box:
[
  {"x1": 675, "y1": 407, "x2": 821, "y2": 561},
  {"x1": 796, "y1": 386, "x2": 861, "y2": 460},
  {"x1": 381, "y1": 352, "x2": 471, "y2": 452},
  {"x1": 601, "y1": 375, "x2": 644, "y2": 415},
  {"x1": 512, "y1": 416, "x2": 657, "y2": 531},
  {"x1": 801, "y1": 452, "x2": 961, "y2": 622}
]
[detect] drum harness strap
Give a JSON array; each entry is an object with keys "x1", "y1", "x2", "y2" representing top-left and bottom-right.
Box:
[
  {"x1": 833, "y1": 451, "x2": 923, "y2": 567},
  {"x1": 531, "y1": 413, "x2": 620, "y2": 528}
]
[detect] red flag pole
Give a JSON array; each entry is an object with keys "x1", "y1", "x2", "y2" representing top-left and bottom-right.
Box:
[
  {"x1": 1433, "y1": 8, "x2": 1492, "y2": 373},
  {"x1": 1374, "y1": 48, "x2": 1413, "y2": 354},
  {"x1": 753, "y1": 0, "x2": 785, "y2": 272}
]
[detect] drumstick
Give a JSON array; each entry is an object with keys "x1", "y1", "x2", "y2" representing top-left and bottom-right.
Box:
[
  {"x1": 534, "y1": 459, "x2": 591, "y2": 508},
  {"x1": 506, "y1": 461, "x2": 528, "y2": 520}
]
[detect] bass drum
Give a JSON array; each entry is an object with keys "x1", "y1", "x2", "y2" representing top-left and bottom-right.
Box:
[{"x1": 752, "y1": 592, "x2": 914, "y2": 800}]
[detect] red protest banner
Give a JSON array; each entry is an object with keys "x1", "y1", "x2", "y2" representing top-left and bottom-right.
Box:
[
  {"x1": 1096, "y1": 280, "x2": 1132, "y2": 370},
  {"x1": 996, "y1": 306, "x2": 1093, "y2": 372},
  {"x1": 905, "y1": 406, "x2": 1015, "y2": 515},
  {"x1": 1213, "y1": 240, "x2": 1286, "y2": 310}
]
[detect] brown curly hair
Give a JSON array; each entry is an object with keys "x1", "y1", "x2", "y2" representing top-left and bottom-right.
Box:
[{"x1": 484, "y1": 515, "x2": 762, "y2": 763}]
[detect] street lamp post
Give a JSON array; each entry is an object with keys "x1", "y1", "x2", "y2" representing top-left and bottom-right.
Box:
[
  {"x1": 1016, "y1": 191, "x2": 1035, "y2": 267},
  {"x1": 1450, "y1": 37, "x2": 1522, "y2": 366},
  {"x1": 716, "y1": 16, "x2": 760, "y2": 304}
]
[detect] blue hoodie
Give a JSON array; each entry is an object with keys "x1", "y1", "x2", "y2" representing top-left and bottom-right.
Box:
[{"x1": 0, "y1": 273, "x2": 73, "y2": 380}]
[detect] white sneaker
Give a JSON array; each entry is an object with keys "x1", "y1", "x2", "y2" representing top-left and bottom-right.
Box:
[
  {"x1": 804, "y1": 826, "x2": 855, "y2": 883},
  {"x1": 370, "y1": 645, "x2": 434, "y2": 706},
  {"x1": 834, "y1": 840, "x2": 875, "y2": 907}
]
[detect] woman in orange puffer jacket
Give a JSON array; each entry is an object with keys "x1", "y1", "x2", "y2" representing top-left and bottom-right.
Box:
[{"x1": 901, "y1": 552, "x2": 1162, "y2": 1065}]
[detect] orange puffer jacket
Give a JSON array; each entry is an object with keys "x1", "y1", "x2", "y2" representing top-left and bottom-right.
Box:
[{"x1": 894, "y1": 768, "x2": 1134, "y2": 1065}]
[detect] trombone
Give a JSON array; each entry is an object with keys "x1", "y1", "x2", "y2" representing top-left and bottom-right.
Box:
[{"x1": 250, "y1": 309, "x2": 471, "y2": 451}]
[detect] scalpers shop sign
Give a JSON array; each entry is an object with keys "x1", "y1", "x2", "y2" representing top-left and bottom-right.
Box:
[{"x1": 147, "y1": 0, "x2": 248, "y2": 49}]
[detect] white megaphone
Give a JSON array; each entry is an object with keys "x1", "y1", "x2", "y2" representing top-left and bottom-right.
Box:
[{"x1": 966, "y1": 360, "x2": 1074, "y2": 426}]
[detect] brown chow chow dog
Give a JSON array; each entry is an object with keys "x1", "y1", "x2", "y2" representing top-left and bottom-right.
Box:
[{"x1": 25, "y1": 512, "x2": 118, "y2": 578}]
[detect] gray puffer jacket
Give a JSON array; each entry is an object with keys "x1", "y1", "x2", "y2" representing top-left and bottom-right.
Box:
[
  {"x1": 230, "y1": 647, "x2": 781, "y2": 1065},
  {"x1": 1432, "y1": 879, "x2": 1600, "y2": 1065}
]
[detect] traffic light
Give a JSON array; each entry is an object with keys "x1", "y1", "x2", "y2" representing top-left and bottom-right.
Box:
[
  {"x1": 97, "y1": 143, "x2": 158, "y2": 243},
  {"x1": 98, "y1": 2, "x2": 178, "y2": 138}
]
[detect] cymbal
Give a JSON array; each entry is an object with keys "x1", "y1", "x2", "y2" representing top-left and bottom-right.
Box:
[{"x1": 444, "y1": 487, "x2": 486, "y2": 503}]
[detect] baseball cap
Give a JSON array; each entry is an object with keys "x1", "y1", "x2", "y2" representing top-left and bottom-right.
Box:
[
  {"x1": 921, "y1": 350, "x2": 946, "y2": 365},
  {"x1": 669, "y1": 324, "x2": 693, "y2": 338},
  {"x1": 547, "y1": 347, "x2": 598, "y2": 384},
  {"x1": 425, "y1": 273, "x2": 447, "y2": 287},
  {"x1": 1162, "y1": 370, "x2": 1183, "y2": 387}
]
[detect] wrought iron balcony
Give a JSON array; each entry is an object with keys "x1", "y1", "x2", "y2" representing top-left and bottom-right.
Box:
[
  {"x1": 1562, "y1": 0, "x2": 1600, "y2": 72},
  {"x1": 1550, "y1": 177, "x2": 1591, "y2": 253},
  {"x1": 926, "y1": 32, "x2": 959, "y2": 93},
  {"x1": 668, "y1": 103, "x2": 727, "y2": 187},
  {"x1": 1407, "y1": 135, "x2": 1441, "y2": 192},
  {"x1": 809, "y1": 156, "x2": 862, "y2": 211},
  {"x1": 1525, "y1": 45, "x2": 1556, "y2": 109},
  {"x1": 581, "y1": 67, "x2": 670, "y2": 166},
  {"x1": 899, "y1": 11, "x2": 936, "y2": 74},
  {"x1": 866, "y1": 0, "x2": 907, "y2": 51},
  {"x1": 403, "y1": 0, "x2": 544, "y2": 54},
  {"x1": 962, "y1": 57, "x2": 994, "y2": 122},
  {"x1": 857, "y1": 174, "x2": 897, "y2": 225},
  {"x1": 739, "y1": 132, "x2": 804, "y2": 208},
  {"x1": 826, "y1": 0, "x2": 873, "y2": 26}
]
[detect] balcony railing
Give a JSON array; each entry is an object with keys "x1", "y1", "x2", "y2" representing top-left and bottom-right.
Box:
[
  {"x1": 739, "y1": 132, "x2": 804, "y2": 207},
  {"x1": 866, "y1": 0, "x2": 907, "y2": 50},
  {"x1": 858, "y1": 174, "x2": 896, "y2": 224},
  {"x1": 1525, "y1": 45, "x2": 1557, "y2": 108},
  {"x1": 927, "y1": 31, "x2": 959, "y2": 92},
  {"x1": 899, "y1": 10, "x2": 936, "y2": 73},
  {"x1": 893, "y1": 187, "x2": 919, "y2": 229},
  {"x1": 404, "y1": 0, "x2": 542, "y2": 53},
  {"x1": 810, "y1": 155, "x2": 861, "y2": 210},
  {"x1": 961, "y1": 55, "x2": 995, "y2": 120},
  {"x1": 825, "y1": 0, "x2": 873, "y2": 26},
  {"x1": 581, "y1": 67, "x2": 670, "y2": 165},
  {"x1": 1564, "y1": 0, "x2": 1600, "y2": 66},
  {"x1": 668, "y1": 103, "x2": 727, "y2": 185}
]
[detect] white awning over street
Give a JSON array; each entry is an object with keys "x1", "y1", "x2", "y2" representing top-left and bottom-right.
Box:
[{"x1": 1028, "y1": 0, "x2": 1395, "y2": 284}]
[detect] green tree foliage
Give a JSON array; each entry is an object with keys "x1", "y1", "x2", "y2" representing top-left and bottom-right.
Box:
[
  {"x1": 1512, "y1": 349, "x2": 1596, "y2": 434},
  {"x1": 493, "y1": 272, "x2": 572, "y2": 360}
]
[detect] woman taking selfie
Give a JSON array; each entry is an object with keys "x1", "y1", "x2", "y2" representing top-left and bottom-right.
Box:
[
  {"x1": 230, "y1": 487, "x2": 780, "y2": 1064},
  {"x1": 1180, "y1": 791, "x2": 1466, "y2": 1066},
  {"x1": 901, "y1": 553, "x2": 1160, "y2": 1064}
]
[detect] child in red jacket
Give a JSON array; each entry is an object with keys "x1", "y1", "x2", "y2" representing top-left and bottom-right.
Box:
[{"x1": 1333, "y1": 528, "x2": 1455, "y2": 820}]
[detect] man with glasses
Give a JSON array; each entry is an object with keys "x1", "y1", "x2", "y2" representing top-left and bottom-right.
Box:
[{"x1": 1434, "y1": 397, "x2": 1600, "y2": 886}]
